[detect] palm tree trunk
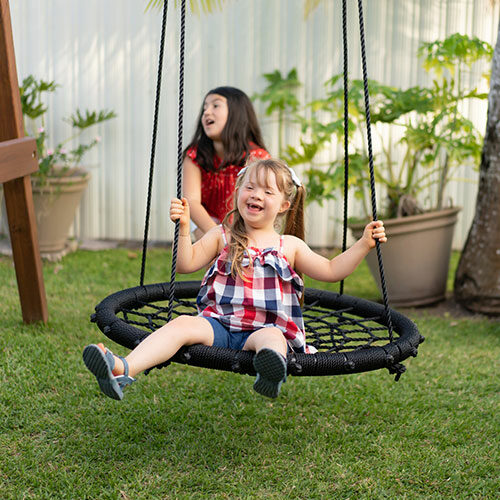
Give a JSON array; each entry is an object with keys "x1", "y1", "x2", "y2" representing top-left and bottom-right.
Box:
[{"x1": 453, "y1": 18, "x2": 500, "y2": 315}]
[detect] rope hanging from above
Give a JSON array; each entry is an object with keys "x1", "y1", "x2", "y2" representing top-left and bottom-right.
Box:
[
  {"x1": 139, "y1": 0, "x2": 169, "y2": 287},
  {"x1": 91, "y1": 0, "x2": 424, "y2": 380}
]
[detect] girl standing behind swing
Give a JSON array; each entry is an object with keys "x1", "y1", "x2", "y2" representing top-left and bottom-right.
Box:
[
  {"x1": 83, "y1": 158, "x2": 387, "y2": 400},
  {"x1": 183, "y1": 86, "x2": 270, "y2": 238}
]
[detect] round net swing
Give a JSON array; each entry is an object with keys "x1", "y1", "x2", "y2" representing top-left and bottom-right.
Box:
[{"x1": 91, "y1": 0, "x2": 424, "y2": 381}]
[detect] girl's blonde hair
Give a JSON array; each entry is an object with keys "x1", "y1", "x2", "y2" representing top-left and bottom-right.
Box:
[{"x1": 222, "y1": 157, "x2": 306, "y2": 280}]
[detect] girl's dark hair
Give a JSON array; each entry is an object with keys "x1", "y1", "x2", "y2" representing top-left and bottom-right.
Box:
[{"x1": 184, "y1": 86, "x2": 267, "y2": 172}]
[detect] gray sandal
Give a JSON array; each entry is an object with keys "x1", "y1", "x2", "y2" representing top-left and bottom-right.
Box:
[
  {"x1": 252, "y1": 348, "x2": 287, "y2": 399},
  {"x1": 83, "y1": 344, "x2": 135, "y2": 400}
]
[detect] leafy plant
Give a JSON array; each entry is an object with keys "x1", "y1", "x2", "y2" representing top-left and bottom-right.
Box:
[
  {"x1": 20, "y1": 75, "x2": 116, "y2": 181},
  {"x1": 252, "y1": 68, "x2": 302, "y2": 154},
  {"x1": 258, "y1": 34, "x2": 493, "y2": 218}
]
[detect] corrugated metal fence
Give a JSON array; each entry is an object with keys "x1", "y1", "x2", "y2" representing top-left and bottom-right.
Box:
[{"x1": 7, "y1": 0, "x2": 500, "y2": 248}]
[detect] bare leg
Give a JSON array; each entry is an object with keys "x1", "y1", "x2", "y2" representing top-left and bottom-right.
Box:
[
  {"x1": 243, "y1": 327, "x2": 288, "y2": 398},
  {"x1": 113, "y1": 315, "x2": 214, "y2": 377},
  {"x1": 243, "y1": 326, "x2": 287, "y2": 357}
]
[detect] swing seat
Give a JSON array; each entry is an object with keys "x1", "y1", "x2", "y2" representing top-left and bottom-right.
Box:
[{"x1": 91, "y1": 281, "x2": 424, "y2": 379}]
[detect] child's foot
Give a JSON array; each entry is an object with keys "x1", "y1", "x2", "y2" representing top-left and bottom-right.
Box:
[
  {"x1": 82, "y1": 344, "x2": 135, "y2": 400},
  {"x1": 252, "y1": 348, "x2": 287, "y2": 399}
]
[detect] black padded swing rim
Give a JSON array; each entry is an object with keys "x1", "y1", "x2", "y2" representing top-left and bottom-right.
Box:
[{"x1": 91, "y1": 281, "x2": 423, "y2": 377}]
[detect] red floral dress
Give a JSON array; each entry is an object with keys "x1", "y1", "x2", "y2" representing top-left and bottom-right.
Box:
[{"x1": 185, "y1": 144, "x2": 270, "y2": 223}]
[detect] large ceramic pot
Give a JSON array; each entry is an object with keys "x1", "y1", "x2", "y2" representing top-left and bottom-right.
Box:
[
  {"x1": 31, "y1": 168, "x2": 90, "y2": 254},
  {"x1": 350, "y1": 207, "x2": 461, "y2": 307}
]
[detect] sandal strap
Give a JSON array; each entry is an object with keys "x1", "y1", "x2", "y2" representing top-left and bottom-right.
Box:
[
  {"x1": 116, "y1": 374, "x2": 135, "y2": 389},
  {"x1": 102, "y1": 346, "x2": 130, "y2": 378},
  {"x1": 103, "y1": 348, "x2": 116, "y2": 371},
  {"x1": 104, "y1": 349, "x2": 135, "y2": 389},
  {"x1": 116, "y1": 355, "x2": 130, "y2": 377}
]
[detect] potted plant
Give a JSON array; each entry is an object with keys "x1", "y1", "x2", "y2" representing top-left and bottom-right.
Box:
[
  {"x1": 18, "y1": 75, "x2": 116, "y2": 257},
  {"x1": 256, "y1": 34, "x2": 493, "y2": 306}
]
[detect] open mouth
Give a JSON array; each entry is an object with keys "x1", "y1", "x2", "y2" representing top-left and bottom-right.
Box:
[
  {"x1": 204, "y1": 119, "x2": 215, "y2": 127},
  {"x1": 247, "y1": 203, "x2": 263, "y2": 212}
]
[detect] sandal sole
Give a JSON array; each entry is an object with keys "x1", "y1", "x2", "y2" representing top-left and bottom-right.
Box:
[{"x1": 83, "y1": 344, "x2": 123, "y2": 400}]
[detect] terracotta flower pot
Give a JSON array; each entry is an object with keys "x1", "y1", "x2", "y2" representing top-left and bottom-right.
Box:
[
  {"x1": 349, "y1": 207, "x2": 461, "y2": 307},
  {"x1": 31, "y1": 169, "x2": 90, "y2": 254}
]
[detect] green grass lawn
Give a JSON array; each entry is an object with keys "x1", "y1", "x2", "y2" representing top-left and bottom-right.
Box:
[{"x1": 0, "y1": 248, "x2": 498, "y2": 499}]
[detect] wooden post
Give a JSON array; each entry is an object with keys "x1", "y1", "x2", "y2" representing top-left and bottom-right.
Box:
[{"x1": 0, "y1": 0, "x2": 48, "y2": 323}]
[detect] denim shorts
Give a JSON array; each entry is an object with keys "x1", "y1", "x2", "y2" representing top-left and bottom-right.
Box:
[{"x1": 205, "y1": 317, "x2": 253, "y2": 350}]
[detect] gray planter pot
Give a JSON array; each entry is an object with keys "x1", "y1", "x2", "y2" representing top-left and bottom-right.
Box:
[{"x1": 350, "y1": 207, "x2": 461, "y2": 307}]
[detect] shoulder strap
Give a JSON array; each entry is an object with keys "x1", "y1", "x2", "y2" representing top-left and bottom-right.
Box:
[{"x1": 220, "y1": 224, "x2": 228, "y2": 245}]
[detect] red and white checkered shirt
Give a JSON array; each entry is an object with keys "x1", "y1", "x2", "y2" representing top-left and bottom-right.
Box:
[{"x1": 197, "y1": 227, "x2": 306, "y2": 352}]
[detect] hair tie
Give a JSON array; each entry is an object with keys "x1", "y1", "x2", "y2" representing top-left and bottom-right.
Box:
[
  {"x1": 287, "y1": 166, "x2": 302, "y2": 187},
  {"x1": 237, "y1": 164, "x2": 302, "y2": 187}
]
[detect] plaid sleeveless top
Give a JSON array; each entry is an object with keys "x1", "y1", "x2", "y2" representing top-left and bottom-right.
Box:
[{"x1": 197, "y1": 227, "x2": 306, "y2": 352}]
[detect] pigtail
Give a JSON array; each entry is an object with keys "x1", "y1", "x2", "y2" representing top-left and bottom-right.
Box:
[
  {"x1": 283, "y1": 184, "x2": 306, "y2": 305},
  {"x1": 283, "y1": 185, "x2": 306, "y2": 241}
]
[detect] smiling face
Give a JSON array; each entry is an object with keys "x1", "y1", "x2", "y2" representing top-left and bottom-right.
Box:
[
  {"x1": 236, "y1": 166, "x2": 291, "y2": 228},
  {"x1": 202, "y1": 93, "x2": 229, "y2": 142}
]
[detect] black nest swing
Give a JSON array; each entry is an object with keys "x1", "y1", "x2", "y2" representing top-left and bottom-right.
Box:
[{"x1": 91, "y1": 0, "x2": 424, "y2": 381}]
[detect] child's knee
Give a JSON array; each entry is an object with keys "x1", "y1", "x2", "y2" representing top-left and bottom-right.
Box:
[
  {"x1": 170, "y1": 314, "x2": 213, "y2": 344},
  {"x1": 267, "y1": 328, "x2": 287, "y2": 350},
  {"x1": 267, "y1": 327, "x2": 285, "y2": 340},
  {"x1": 171, "y1": 314, "x2": 195, "y2": 326},
  {"x1": 244, "y1": 326, "x2": 286, "y2": 352}
]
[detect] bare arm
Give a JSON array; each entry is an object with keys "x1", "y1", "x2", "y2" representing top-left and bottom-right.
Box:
[
  {"x1": 170, "y1": 197, "x2": 221, "y2": 273},
  {"x1": 292, "y1": 221, "x2": 387, "y2": 282},
  {"x1": 183, "y1": 157, "x2": 218, "y2": 233}
]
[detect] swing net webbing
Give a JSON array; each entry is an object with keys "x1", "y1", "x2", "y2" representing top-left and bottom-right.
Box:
[
  {"x1": 115, "y1": 292, "x2": 389, "y2": 353},
  {"x1": 92, "y1": 281, "x2": 422, "y2": 379}
]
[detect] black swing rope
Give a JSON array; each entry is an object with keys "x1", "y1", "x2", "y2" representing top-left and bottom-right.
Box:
[
  {"x1": 138, "y1": 0, "x2": 186, "y2": 323},
  {"x1": 339, "y1": 0, "x2": 349, "y2": 296},
  {"x1": 168, "y1": 0, "x2": 187, "y2": 323},
  {"x1": 338, "y1": 0, "x2": 393, "y2": 341},
  {"x1": 91, "y1": 0, "x2": 423, "y2": 380},
  {"x1": 140, "y1": 0, "x2": 169, "y2": 287},
  {"x1": 355, "y1": 0, "x2": 394, "y2": 339}
]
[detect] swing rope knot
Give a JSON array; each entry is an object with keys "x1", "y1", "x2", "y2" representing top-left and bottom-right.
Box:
[{"x1": 387, "y1": 363, "x2": 407, "y2": 381}]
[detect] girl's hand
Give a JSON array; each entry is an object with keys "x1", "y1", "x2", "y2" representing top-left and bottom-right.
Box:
[
  {"x1": 170, "y1": 197, "x2": 191, "y2": 227},
  {"x1": 363, "y1": 220, "x2": 387, "y2": 249}
]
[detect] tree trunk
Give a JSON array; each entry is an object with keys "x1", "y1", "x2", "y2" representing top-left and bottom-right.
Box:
[{"x1": 454, "y1": 19, "x2": 500, "y2": 315}]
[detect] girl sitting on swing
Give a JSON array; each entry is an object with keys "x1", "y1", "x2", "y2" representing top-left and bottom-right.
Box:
[{"x1": 83, "y1": 158, "x2": 387, "y2": 400}]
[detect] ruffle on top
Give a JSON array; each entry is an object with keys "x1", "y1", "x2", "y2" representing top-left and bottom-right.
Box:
[
  {"x1": 201, "y1": 246, "x2": 304, "y2": 296},
  {"x1": 197, "y1": 243, "x2": 307, "y2": 352}
]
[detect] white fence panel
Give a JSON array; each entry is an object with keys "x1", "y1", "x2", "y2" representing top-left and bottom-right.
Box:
[{"x1": 7, "y1": 0, "x2": 500, "y2": 249}]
